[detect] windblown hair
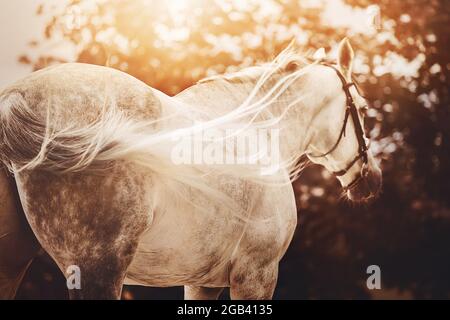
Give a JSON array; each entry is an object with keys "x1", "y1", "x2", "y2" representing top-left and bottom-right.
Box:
[{"x1": 0, "y1": 42, "x2": 316, "y2": 217}]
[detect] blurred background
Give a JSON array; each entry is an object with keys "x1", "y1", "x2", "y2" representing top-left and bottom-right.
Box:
[{"x1": 1, "y1": 0, "x2": 449, "y2": 299}]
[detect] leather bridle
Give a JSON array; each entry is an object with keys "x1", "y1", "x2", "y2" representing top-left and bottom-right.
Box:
[{"x1": 308, "y1": 63, "x2": 369, "y2": 190}]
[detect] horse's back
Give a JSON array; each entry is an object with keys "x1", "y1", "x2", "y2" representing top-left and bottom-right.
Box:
[{"x1": 0, "y1": 63, "x2": 162, "y2": 129}]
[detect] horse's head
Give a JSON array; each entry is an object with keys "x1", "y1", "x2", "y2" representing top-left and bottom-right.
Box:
[{"x1": 305, "y1": 38, "x2": 382, "y2": 202}]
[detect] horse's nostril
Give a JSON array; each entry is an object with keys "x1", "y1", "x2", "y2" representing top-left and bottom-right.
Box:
[{"x1": 347, "y1": 168, "x2": 382, "y2": 202}]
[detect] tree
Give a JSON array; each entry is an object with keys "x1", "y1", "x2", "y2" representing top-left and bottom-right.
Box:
[{"x1": 18, "y1": 0, "x2": 450, "y2": 299}]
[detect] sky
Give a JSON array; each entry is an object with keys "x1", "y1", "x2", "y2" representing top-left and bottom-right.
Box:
[
  {"x1": 0, "y1": 0, "x2": 66, "y2": 88},
  {"x1": 0, "y1": 0, "x2": 384, "y2": 89}
]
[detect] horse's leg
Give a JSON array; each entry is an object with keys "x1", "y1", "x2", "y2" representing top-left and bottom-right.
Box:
[
  {"x1": 0, "y1": 258, "x2": 34, "y2": 300},
  {"x1": 184, "y1": 286, "x2": 224, "y2": 300},
  {"x1": 229, "y1": 184, "x2": 296, "y2": 300},
  {"x1": 66, "y1": 251, "x2": 134, "y2": 300},
  {"x1": 229, "y1": 258, "x2": 278, "y2": 300},
  {"x1": 14, "y1": 164, "x2": 154, "y2": 300},
  {"x1": 0, "y1": 168, "x2": 41, "y2": 299}
]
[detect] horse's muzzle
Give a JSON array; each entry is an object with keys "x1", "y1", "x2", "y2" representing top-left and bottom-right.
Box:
[{"x1": 347, "y1": 167, "x2": 382, "y2": 202}]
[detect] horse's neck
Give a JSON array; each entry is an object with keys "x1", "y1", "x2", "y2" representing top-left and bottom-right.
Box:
[
  {"x1": 174, "y1": 73, "x2": 316, "y2": 161},
  {"x1": 175, "y1": 79, "x2": 255, "y2": 116}
]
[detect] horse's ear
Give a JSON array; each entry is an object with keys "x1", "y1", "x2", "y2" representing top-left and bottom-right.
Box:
[{"x1": 337, "y1": 37, "x2": 354, "y2": 80}]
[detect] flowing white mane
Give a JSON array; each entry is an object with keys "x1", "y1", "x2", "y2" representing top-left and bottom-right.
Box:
[
  {"x1": 0, "y1": 42, "x2": 318, "y2": 218},
  {"x1": 198, "y1": 45, "x2": 311, "y2": 85}
]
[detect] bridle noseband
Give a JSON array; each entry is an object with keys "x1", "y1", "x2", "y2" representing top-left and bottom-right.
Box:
[{"x1": 308, "y1": 63, "x2": 369, "y2": 190}]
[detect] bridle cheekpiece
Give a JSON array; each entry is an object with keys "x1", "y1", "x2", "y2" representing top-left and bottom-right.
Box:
[{"x1": 308, "y1": 62, "x2": 369, "y2": 190}]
